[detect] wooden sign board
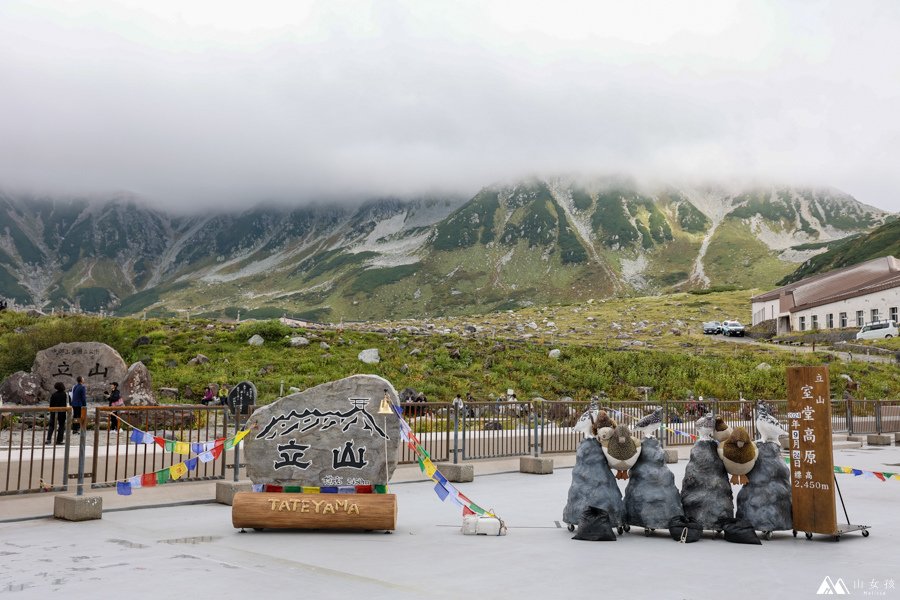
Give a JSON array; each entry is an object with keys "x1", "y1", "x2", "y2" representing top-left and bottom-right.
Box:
[
  {"x1": 786, "y1": 366, "x2": 837, "y2": 535},
  {"x1": 232, "y1": 492, "x2": 397, "y2": 531}
]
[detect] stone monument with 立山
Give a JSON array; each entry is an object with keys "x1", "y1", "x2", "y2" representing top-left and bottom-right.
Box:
[
  {"x1": 624, "y1": 438, "x2": 684, "y2": 530},
  {"x1": 680, "y1": 440, "x2": 734, "y2": 529},
  {"x1": 563, "y1": 438, "x2": 625, "y2": 529},
  {"x1": 32, "y1": 342, "x2": 128, "y2": 400},
  {"x1": 242, "y1": 375, "x2": 401, "y2": 488}
]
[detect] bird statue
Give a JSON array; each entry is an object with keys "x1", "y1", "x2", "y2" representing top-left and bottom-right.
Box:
[
  {"x1": 596, "y1": 426, "x2": 615, "y2": 447},
  {"x1": 573, "y1": 406, "x2": 598, "y2": 435},
  {"x1": 602, "y1": 424, "x2": 642, "y2": 480},
  {"x1": 633, "y1": 407, "x2": 664, "y2": 439},
  {"x1": 755, "y1": 402, "x2": 787, "y2": 444},
  {"x1": 713, "y1": 417, "x2": 732, "y2": 443},
  {"x1": 591, "y1": 410, "x2": 617, "y2": 437},
  {"x1": 695, "y1": 412, "x2": 716, "y2": 441},
  {"x1": 718, "y1": 427, "x2": 758, "y2": 485}
]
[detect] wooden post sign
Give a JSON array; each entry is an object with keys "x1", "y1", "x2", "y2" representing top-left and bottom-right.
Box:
[{"x1": 786, "y1": 366, "x2": 837, "y2": 536}]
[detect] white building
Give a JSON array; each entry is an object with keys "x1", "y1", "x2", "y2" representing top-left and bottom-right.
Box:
[{"x1": 751, "y1": 256, "x2": 900, "y2": 334}]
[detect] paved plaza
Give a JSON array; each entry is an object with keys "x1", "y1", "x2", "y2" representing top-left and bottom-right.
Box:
[{"x1": 2, "y1": 445, "x2": 899, "y2": 600}]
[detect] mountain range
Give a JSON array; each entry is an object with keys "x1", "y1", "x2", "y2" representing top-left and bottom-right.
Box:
[{"x1": 0, "y1": 178, "x2": 891, "y2": 320}]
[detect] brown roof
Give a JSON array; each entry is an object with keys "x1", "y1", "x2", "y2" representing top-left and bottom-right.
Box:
[{"x1": 751, "y1": 256, "x2": 900, "y2": 312}]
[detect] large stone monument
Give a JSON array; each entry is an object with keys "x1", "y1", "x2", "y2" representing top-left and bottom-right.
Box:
[
  {"x1": 1, "y1": 342, "x2": 156, "y2": 405},
  {"x1": 563, "y1": 438, "x2": 626, "y2": 531},
  {"x1": 736, "y1": 441, "x2": 792, "y2": 535},
  {"x1": 624, "y1": 438, "x2": 684, "y2": 531},
  {"x1": 680, "y1": 440, "x2": 734, "y2": 530},
  {"x1": 243, "y1": 374, "x2": 401, "y2": 488}
]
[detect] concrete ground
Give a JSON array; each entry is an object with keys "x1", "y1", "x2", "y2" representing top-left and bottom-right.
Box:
[{"x1": 1, "y1": 445, "x2": 899, "y2": 600}]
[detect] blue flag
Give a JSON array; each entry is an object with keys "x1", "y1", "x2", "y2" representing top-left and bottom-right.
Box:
[
  {"x1": 185, "y1": 457, "x2": 199, "y2": 471},
  {"x1": 433, "y1": 481, "x2": 449, "y2": 502},
  {"x1": 251, "y1": 484, "x2": 264, "y2": 492},
  {"x1": 191, "y1": 443, "x2": 205, "y2": 455},
  {"x1": 116, "y1": 481, "x2": 132, "y2": 496},
  {"x1": 130, "y1": 429, "x2": 145, "y2": 444},
  {"x1": 435, "y1": 471, "x2": 448, "y2": 487}
]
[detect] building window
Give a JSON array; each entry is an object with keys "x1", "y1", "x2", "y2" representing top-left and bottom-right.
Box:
[
  {"x1": 891, "y1": 307, "x2": 898, "y2": 323},
  {"x1": 840, "y1": 312, "x2": 847, "y2": 328},
  {"x1": 811, "y1": 315, "x2": 819, "y2": 329},
  {"x1": 856, "y1": 310, "x2": 864, "y2": 327},
  {"x1": 826, "y1": 314, "x2": 834, "y2": 328},
  {"x1": 871, "y1": 308, "x2": 880, "y2": 322},
  {"x1": 799, "y1": 316, "x2": 806, "y2": 331}
]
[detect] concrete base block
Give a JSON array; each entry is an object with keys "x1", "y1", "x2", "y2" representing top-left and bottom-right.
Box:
[
  {"x1": 216, "y1": 481, "x2": 253, "y2": 505},
  {"x1": 435, "y1": 463, "x2": 474, "y2": 483},
  {"x1": 519, "y1": 456, "x2": 554, "y2": 474},
  {"x1": 867, "y1": 434, "x2": 893, "y2": 446},
  {"x1": 54, "y1": 495, "x2": 102, "y2": 521},
  {"x1": 895, "y1": 432, "x2": 900, "y2": 443},
  {"x1": 663, "y1": 448, "x2": 679, "y2": 464},
  {"x1": 847, "y1": 435, "x2": 865, "y2": 442}
]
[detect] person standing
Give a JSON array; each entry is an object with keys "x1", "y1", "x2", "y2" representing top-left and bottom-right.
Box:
[
  {"x1": 70, "y1": 376, "x2": 86, "y2": 434},
  {"x1": 104, "y1": 382, "x2": 123, "y2": 433},
  {"x1": 47, "y1": 381, "x2": 68, "y2": 445}
]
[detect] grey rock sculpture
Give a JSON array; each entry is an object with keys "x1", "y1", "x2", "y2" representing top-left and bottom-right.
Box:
[
  {"x1": 736, "y1": 441, "x2": 793, "y2": 533},
  {"x1": 681, "y1": 439, "x2": 734, "y2": 529},
  {"x1": 563, "y1": 438, "x2": 625, "y2": 528},
  {"x1": 625, "y1": 438, "x2": 684, "y2": 529}
]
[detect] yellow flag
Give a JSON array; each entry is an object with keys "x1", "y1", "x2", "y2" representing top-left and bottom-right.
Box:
[
  {"x1": 424, "y1": 459, "x2": 437, "y2": 478},
  {"x1": 233, "y1": 429, "x2": 250, "y2": 445},
  {"x1": 301, "y1": 486, "x2": 320, "y2": 494},
  {"x1": 174, "y1": 441, "x2": 190, "y2": 455},
  {"x1": 169, "y1": 462, "x2": 189, "y2": 480}
]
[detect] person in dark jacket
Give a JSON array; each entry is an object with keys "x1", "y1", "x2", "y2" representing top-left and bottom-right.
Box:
[
  {"x1": 70, "y1": 375, "x2": 87, "y2": 434},
  {"x1": 47, "y1": 381, "x2": 68, "y2": 445},
  {"x1": 104, "y1": 382, "x2": 122, "y2": 433}
]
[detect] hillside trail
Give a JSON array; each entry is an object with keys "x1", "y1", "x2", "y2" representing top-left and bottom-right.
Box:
[{"x1": 716, "y1": 334, "x2": 896, "y2": 364}]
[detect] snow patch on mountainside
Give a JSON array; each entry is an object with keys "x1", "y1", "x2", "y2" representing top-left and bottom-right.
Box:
[{"x1": 547, "y1": 179, "x2": 600, "y2": 263}]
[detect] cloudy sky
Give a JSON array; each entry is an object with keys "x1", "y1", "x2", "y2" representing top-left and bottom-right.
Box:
[{"x1": 2, "y1": 1, "x2": 899, "y2": 212}]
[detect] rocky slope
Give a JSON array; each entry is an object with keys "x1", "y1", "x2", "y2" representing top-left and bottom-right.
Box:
[{"x1": 0, "y1": 179, "x2": 889, "y2": 320}]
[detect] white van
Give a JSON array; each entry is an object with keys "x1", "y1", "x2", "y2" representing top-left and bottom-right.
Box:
[{"x1": 855, "y1": 320, "x2": 898, "y2": 340}]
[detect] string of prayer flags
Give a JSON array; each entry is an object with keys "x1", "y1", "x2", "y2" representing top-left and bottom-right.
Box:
[
  {"x1": 783, "y1": 457, "x2": 900, "y2": 482},
  {"x1": 608, "y1": 408, "x2": 697, "y2": 441}
]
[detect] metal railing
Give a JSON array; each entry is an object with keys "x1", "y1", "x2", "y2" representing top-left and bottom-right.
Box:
[{"x1": 1, "y1": 398, "x2": 898, "y2": 495}]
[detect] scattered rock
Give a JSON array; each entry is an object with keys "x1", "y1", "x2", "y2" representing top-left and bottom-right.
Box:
[
  {"x1": 448, "y1": 348, "x2": 461, "y2": 359},
  {"x1": 290, "y1": 336, "x2": 310, "y2": 347},
  {"x1": 492, "y1": 343, "x2": 506, "y2": 353},
  {"x1": 248, "y1": 334, "x2": 264, "y2": 346},
  {"x1": 165, "y1": 359, "x2": 178, "y2": 368},
  {"x1": 320, "y1": 342, "x2": 331, "y2": 350},
  {"x1": 358, "y1": 348, "x2": 381, "y2": 364},
  {"x1": 549, "y1": 349, "x2": 561, "y2": 359},
  {"x1": 483, "y1": 356, "x2": 494, "y2": 369},
  {"x1": 132, "y1": 336, "x2": 151, "y2": 348},
  {"x1": 464, "y1": 324, "x2": 477, "y2": 333},
  {"x1": 408, "y1": 348, "x2": 421, "y2": 356},
  {"x1": 400, "y1": 364, "x2": 409, "y2": 374},
  {"x1": 756, "y1": 362, "x2": 772, "y2": 371},
  {"x1": 121, "y1": 362, "x2": 157, "y2": 406},
  {"x1": 158, "y1": 387, "x2": 179, "y2": 400},
  {"x1": 0, "y1": 371, "x2": 44, "y2": 405}
]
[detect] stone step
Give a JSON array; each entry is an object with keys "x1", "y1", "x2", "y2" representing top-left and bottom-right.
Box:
[{"x1": 832, "y1": 434, "x2": 849, "y2": 442}]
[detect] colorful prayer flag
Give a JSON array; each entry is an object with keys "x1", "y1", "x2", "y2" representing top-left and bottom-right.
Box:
[
  {"x1": 117, "y1": 481, "x2": 132, "y2": 496},
  {"x1": 433, "y1": 482, "x2": 449, "y2": 501},
  {"x1": 337, "y1": 486, "x2": 356, "y2": 494},
  {"x1": 156, "y1": 468, "x2": 170, "y2": 484},
  {"x1": 142, "y1": 432, "x2": 155, "y2": 444},
  {"x1": 141, "y1": 473, "x2": 157, "y2": 487},
  {"x1": 174, "y1": 441, "x2": 190, "y2": 455},
  {"x1": 198, "y1": 450, "x2": 215, "y2": 463},
  {"x1": 321, "y1": 487, "x2": 338, "y2": 494},
  {"x1": 154, "y1": 436, "x2": 166, "y2": 449},
  {"x1": 374, "y1": 484, "x2": 388, "y2": 494},
  {"x1": 169, "y1": 462, "x2": 188, "y2": 480},
  {"x1": 184, "y1": 457, "x2": 199, "y2": 471},
  {"x1": 128, "y1": 475, "x2": 142, "y2": 489},
  {"x1": 251, "y1": 484, "x2": 264, "y2": 492},
  {"x1": 234, "y1": 429, "x2": 250, "y2": 445},
  {"x1": 164, "y1": 440, "x2": 176, "y2": 452},
  {"x1": 130, "y1": 429, "x2": 145, "y2": 444},
  {"x1": 301, "y1": 486, "x2": 320, "y2": 494},
  {"x1": 191, "y1": 443, "x2": 205, "y2": 455}
]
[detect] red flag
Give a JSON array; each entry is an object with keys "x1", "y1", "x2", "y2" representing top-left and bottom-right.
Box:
[
  {"x1": 463, "y1": 506, "x2": 476, "y2": 516},
  {"x1": 141, "y1": 472, "x2": 157, "y2": 487},
  {"x1": 153, "y1": 436, "x2": 166, "y2": 449},
  {"x1": 211, "y1": 444, "x2": 223, "y2": 459},
  {"x1": 875, "y1": 472, "x2": 886, "y2": 481}
]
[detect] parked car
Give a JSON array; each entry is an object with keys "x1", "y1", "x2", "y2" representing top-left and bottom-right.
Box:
[
  {"x1": 856, "y1": 320, "x2": 898, "y2": 340},
  {"x1": 722, "y1": 320, "x2": 746, "y2": 336},
  {"x1": 702, "y1": 321, "x2": 722, "y2": 334}
]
